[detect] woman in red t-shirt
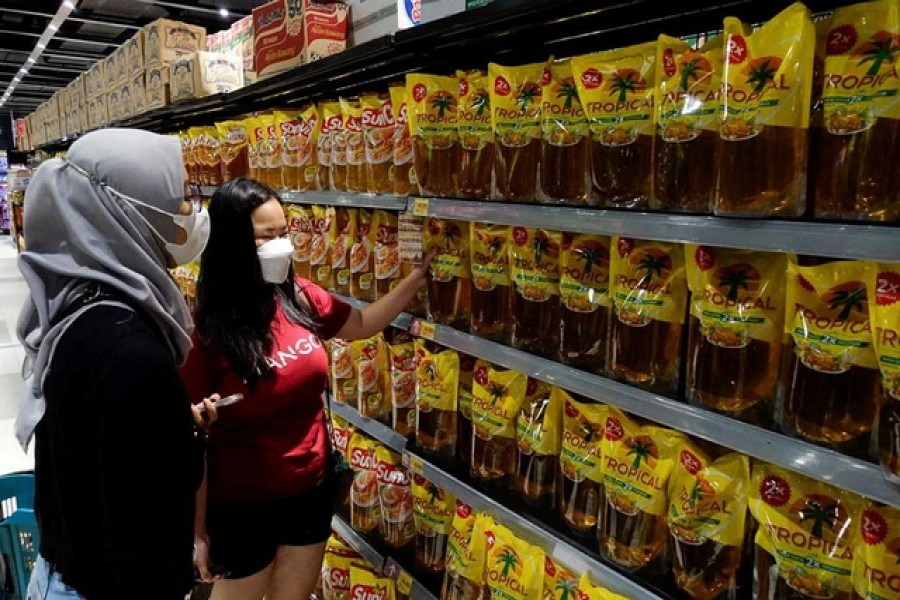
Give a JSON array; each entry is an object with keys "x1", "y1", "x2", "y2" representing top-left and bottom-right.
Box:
[{"x1": 181, "y1": 178, "x2": 430, "y2": 600}]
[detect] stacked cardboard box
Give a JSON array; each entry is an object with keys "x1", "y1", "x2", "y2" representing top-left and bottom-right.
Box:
[
  {"x1": 140, "y1": 18, "x2": 207, "y2": 111},
  {"x1": 253, "y1": 0, "x2": 349, "y2": 81},
  {"x1": 169, "y1": 51, "x2": 243, "y2": 103}
]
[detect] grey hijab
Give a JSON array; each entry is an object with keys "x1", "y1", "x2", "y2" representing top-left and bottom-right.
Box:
[{"x1": 16, "y1": 128, "x2": 193, "y2": 450}]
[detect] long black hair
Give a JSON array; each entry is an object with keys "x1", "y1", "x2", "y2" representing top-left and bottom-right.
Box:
[{"x1": 194, "y1": 178, "x2": 322, "y2": 384}]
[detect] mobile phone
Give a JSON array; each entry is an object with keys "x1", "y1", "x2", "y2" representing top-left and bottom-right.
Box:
[{"x1": 197, "y1": 393, "x2": 243, "y2": 412}]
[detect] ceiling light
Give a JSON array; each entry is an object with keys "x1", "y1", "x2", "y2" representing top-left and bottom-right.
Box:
[
  {"x1": 13, "y1": 77, "x2": 20, "y2": 83},
  {"x1": 26, "y1": 58, "x2": 35, "y2": 64},
  {"x1": 37, "y1": 43, "x2": 46, "y2": 49},
  {"x1": 219, "y1": 7, "x2": 229, "y2": 17},
  {"x1": 48, "y1": 24, "x2": 58, "y2": 32},
  {"x1": 19, "y1": 68, "x2": 28, "y2": 74},
  {"x1": 63, "y1": 1, "x2": 76, "y2": 8}
]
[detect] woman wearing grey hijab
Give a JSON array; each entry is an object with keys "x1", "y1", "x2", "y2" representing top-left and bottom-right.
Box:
[{"x1": 17, "y1": 128, "x2": 215, "y2": 600}]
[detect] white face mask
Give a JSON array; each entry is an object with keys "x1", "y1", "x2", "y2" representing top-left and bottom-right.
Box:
[
  {"x1": 167, "y1": 208, "x2": 211, "y2": 265},
  {"x1": 257, "y1": 237, "x2": 294, "y2": 284}
]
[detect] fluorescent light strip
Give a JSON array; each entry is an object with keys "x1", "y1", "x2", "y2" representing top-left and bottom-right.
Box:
[{"x1": 1, "y1": 0, "x2": 80, "y2": 112}]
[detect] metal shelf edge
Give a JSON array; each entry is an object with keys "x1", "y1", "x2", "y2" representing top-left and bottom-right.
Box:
[
  {"x1": 330, "y1": 514, "x2": 386, "y2": 572},
  {"x1": 408, "y1": 453, "x2": 667, "y2": 600},
  {"x1": 329, "y1": 396, "x2": 408, "y2": 454},
  {"x1": 414, "y1": 198, "x2": 900, "y2": 262},
  {"x1": 282, "y1": 191, "x2": 409, "y2": 210}
]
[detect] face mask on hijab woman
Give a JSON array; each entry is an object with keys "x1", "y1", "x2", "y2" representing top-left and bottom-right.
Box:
[{"x1": 15, "y1": 128, "x2": 201, "y2": 449}]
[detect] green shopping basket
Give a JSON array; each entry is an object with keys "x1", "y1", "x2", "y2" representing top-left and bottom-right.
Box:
[{"x1": 0, "y1": 473, "x2": 38, "y2": 600}]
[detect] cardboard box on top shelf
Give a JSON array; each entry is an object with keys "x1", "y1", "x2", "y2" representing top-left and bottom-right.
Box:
[
  {"x1": 100, "y1": 54, "x2": 115, "y2": 92},
  {"x1": 207, "y1": 31, "x2": 222, "y2": 54},
  {"x1": 78, "y1": 102, "x2": 89, "y2": 133},
  {"x1": 86, "y1": 60, "x2": 103, "y2": 96},
  {"x1": 119, "y1": 80, "x2": 133, "y2": 120},
  {"x1": 142, "y1": 18, "x2": 207, "y2": 67},
  {"x1": 145, "y1": 64, "x2": 170, "y2": 110},
  {"x1": 130, "y1": 73, "x2": 147, "y2": 116},
  {"x1": 123, "y1": 34, "x2": 144, "y2": 78},
  {"x1": 253, "y1": 0, "x2": 348, "y2": 81},
  {"x1": 169, "y1": 51, "x2": 243, "y2": 103},
  {"x1": 230, "y1": 15, "x2": 256, "y2": 85},
  {"x1": 113, "y1": 46, "x2": 129, "y2": 84},
  {"x1": 107, "y1": 87, "x2": 123, "y2": 123},
  {"x1": 88, "y1": 95, "x2": 109, "y2": 129},
  {"x1": 420, "y1": 0, "x2": 491, "y2": 24}
]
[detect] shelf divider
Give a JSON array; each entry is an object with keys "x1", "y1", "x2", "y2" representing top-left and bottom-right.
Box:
[
  {"x1": 333, "y1": 294, "x2": 900, "y2": 508},
  {"x1": 411, "y1": 197, "x2": 900, "y2": 262},
  {"x1": 329, "y1": 395, "x2": 409, "y2": 454}
]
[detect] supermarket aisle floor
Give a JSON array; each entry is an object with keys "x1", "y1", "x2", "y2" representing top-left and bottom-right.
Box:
[{"x1": 0, "y1": 235, "x2": 32, "y2": 475}]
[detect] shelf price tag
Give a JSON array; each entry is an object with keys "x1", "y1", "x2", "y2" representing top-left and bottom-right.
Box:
[
  {"x1": 410, "y1": 318, "x2": 436, "y2": 340},
  {"x1": 397, "y1": 570, "x2": 413, "y2": 596},
  {"x1": 412, "y1": 197, "x2": 430, "y2": 216}
]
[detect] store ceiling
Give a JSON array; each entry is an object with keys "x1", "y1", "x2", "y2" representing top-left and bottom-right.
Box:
[{"x1": 0, "y1": 0, "x2": 256, "y2": 118}]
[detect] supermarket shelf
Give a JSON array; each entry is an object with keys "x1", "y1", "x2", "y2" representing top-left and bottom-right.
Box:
[
  {"x1": 406, "y1": 452, "x2": 669, "y2": 600},
  {"x1": 333, "y1": 294, "x2": 900, "y2": 506},
  {"x1": 413, "y1": 198, "x2": 900, "y2": 262},
  {"x1": 331, "y1": 514, "x2": 386, "y2": 572},
  {"x1": 406, "y1": 316, "x2": 900, "y2": 508},
  {"x1": 282, "y1": 191, "x2": 409, "y2": 211},
  {"x1": 330, "y1": 395, "x2": 409, "y2": 454},
  {"x1": 337, "y1": 294, "x2": 414, "y2": 331},
  {"x1": 382, "y1": 558, "x2": 439, "y2": 600}
]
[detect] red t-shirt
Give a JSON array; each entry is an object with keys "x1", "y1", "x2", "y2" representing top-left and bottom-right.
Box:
[{"x1": 180, "y1": 279, "x2": 351, "y2": 502}]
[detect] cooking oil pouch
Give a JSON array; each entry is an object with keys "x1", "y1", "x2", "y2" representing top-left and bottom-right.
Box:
[
  {"x1": 350, "y1": 563, "x2": 396, "y2": 600},
  {"x1": 542, "y1": 59, "x2": 589, "y2": 146},
  {"x1": 576, "y1": 574, "x2": 628, "y2": 600},
  {"x1": 322, "y1": 544, "x2": 356, "y2": 600},
  {"x1": 446, "y1": 502, "x2": 487, "y2": 585},
  {"x1": 261, "y1": 113, "x2": 283, "y2": 182},
  {"x1": 559, "y1": 391, "x2": 607, "y2": 487},
  {"x1": 510, "y1": 228, "x2": 562, "y2": 303},
  {"x1": 373, "y1": 210, "x2": 401, "y2": 294},
  {"x1": 286, "y1": 204, "x2": 314, "y2": 267},
  {"x1": 458, "y1": 71, "x2": 494, "y2": 148},
  {"x1": 215, "y1": 119, "x2": 249, "y2": 180},
  {"x1": 342, "y1": 98, "x2": 366, "y2": 167},
  {"x1": 667, "y1": 442, "x2": 749, "y2": 548},
  {"x1": 852, "y1": 504, "x2": 900, "y2": 600},
  {"x1": 571, "y1": 41, "x2": 657, "y2": 149},
  {"x1": 331, "y1": 338, "x2": 357, "y2": 404},
  {"x1": 424, "y1": 219, "x2": 471, "y2": 283},
  {"x1": 325, "y1": 533, "x2": 359, "y2": 558},
  {"x1": 750, "y1": 463, "x2": 864, "y2": 598},
  {"x1": 332, "y1": 208, "x2": 357, "y2": 292},
  {"x1": 406, "y1": 73, "x2": 459, "y2": 148},
  {"x1": 655, "y1": 35, "x2": 723, "y2": 144},
  {"x1": 375, "y1": 445, "x2": 414, "y2": 548},
  {"x1": 869, "y1": 263, "x2": 900, "y2": 398},
  {"x1": 471, "y1": 224, "x2": 511, "y2": 293},
  {"x1": 542, "y1": 557, "x2": 577, "y2": 600},
  {"x1": 471, "y1": 361, "x2": 528, "y2": 442},
  {"x1": 610, "y1": 237, "x2": 687, "y2": 326},
  {"x1": 785, "y1": 258, "x2": 877, "y2": 372},
  {"x1": 389, "y1": 84, "x2": 417, "y2": 192},
  {"x1": 686, "y1": 245, "x2": 787, "y2": 347},
  {"x1": 481, "y1": 515, "x2": 546, "y2": 600},
  {"x1": 488, "y1": 61, "x2": 545, "y2": 147},
  {"x1": 350, "y1": 209, "x2": 375, "y2": 299},
  {"x1": 560, "y1": 234, "x2": 611, "y2": 313},
  {"x1": 275, "y1": 110, "x2": 302, "y2": 186},
  {"x1": 719, "y1": 3, "x2": 815, "y2": 140},
  {"x1": 277, "y1": 106, "x2": 320, "y2": 189},
  {"x1": 331, "y1": 413, "x2": 353, "y2": 460},
  {"x1": 601, "y1": 407, "x2": 685, "y2": 520},
  {"x1": 311, "y1": 205, "x2": 337, "y2": 288},
  {"x1": 325, "y1": 101, "x2": 347, "y2": 180},
  {"x1": 356, "y1": 334, "x2": 390, "y2": 421},
  {"x1": 516, "y1": 378, "x2": 561, "y2": 457},
  {"x1": 459, "y1": 354, "x2": 476, "y2": 423},
  {"x1": 415, "y1": 341, "x2": 460, "y2": 413},
  {"x1": 389, "y1": 341, "x2": 417, "y2": 437},
  {"x1": 361, "y1": 95, "x2": 395, "y2": 173},
  {"x1": 412, "y1": 473, "x2": 456, "y2": 537},
  {"x1": 348, "y1": 431, "x2": 381, "y2": 531},
  {"x1": 318, "y1": 102, "x2": 338, "y2": 175}
]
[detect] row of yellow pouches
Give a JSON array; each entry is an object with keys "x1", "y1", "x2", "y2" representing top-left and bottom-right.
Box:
[
  {"x1": 181, "y1": 0, "x2": 898, "y2": 221},
  {"x1": 314, "y1": 208, "x2": 900, "y2": 483},
  {"x1": 329, "y1": 403, "x2": 898, "y2": 600},
  {"x1": 317, "y1": 534, "x2": 405, "y2": 600}
]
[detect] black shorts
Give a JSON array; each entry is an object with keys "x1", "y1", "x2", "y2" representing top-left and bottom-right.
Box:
[{"x1": 207, "y1": 481, "x2": 334, "y2": 579}]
